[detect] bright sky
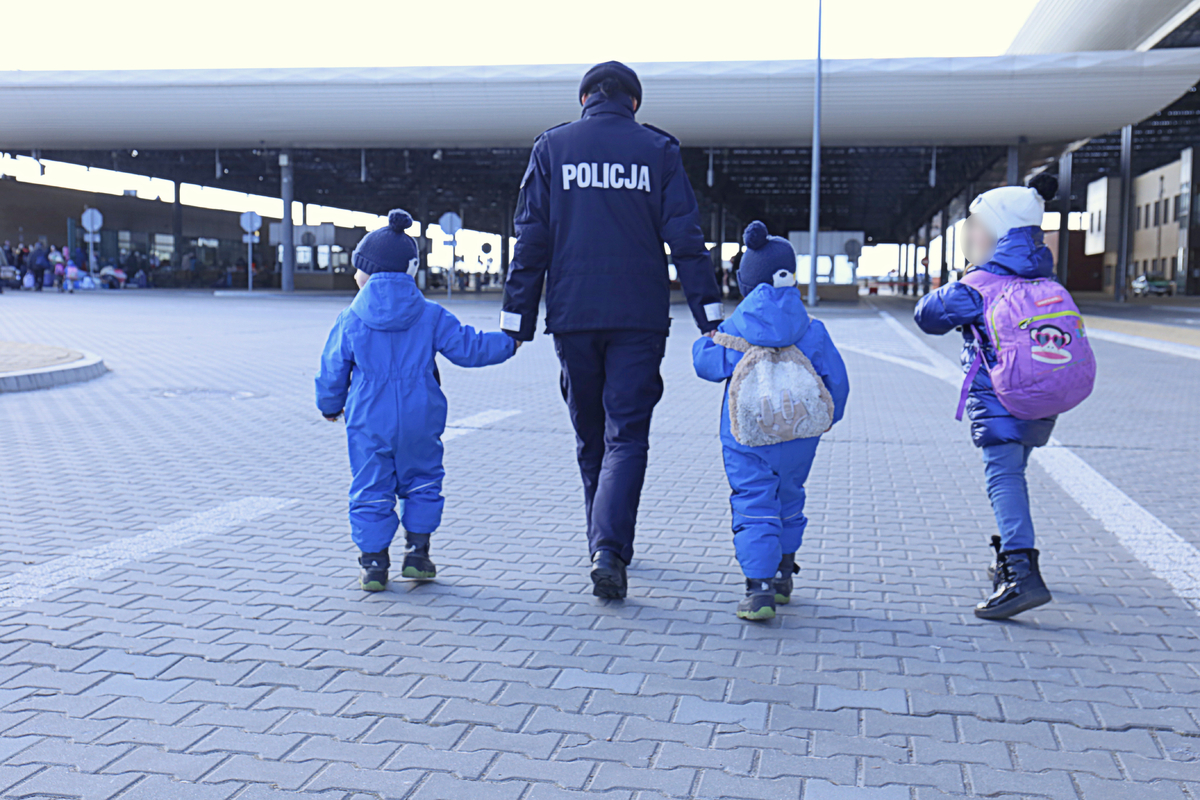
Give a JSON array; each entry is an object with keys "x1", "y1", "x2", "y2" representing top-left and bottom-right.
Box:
[
  {"x1": 0, "y1": 0, "x2": 1042, "y2": 275},
  {"x1": 0, "y1": 0, "x2": 1038, "y2": 71}
]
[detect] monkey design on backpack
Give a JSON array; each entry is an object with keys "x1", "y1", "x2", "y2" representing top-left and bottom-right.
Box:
[{"x1": 712, "y1": 332, "x2": 835, "y2": 447}]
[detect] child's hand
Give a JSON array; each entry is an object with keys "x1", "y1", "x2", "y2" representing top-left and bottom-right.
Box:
[{"x1": 324, "y1": 412, "x2": 343, "y2": 422}]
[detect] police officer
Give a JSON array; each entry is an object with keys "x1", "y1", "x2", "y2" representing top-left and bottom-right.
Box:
[{"x1": 501, "y1": 61, "x2": 724, "y2": 599}]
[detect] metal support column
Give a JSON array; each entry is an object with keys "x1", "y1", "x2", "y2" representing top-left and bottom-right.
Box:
[
  {"x1": 500, "y1": 202, "x2": 511, "y2": 283},
  {"x1": 806, "y1": 0, "x2": 823, "y2": 307},
  {"x1": 938, "y1": 208, "x2": 949, "y2": 287},
  {"x1": 1057, "y1": 151, "x2": 1073, "y2": 286},
  {"x1": 1115, "y1": 125, "x2": 1133, "y2": 302},
  {"x1": 172, "y1": 180, "x2": 183, "y2": 268},
  {"x1": 1007, "y1": 145, "x2": 1019, "y2": 186},
  {"x1": 280, "y1": 150, "x2": 295, "y2": 293}
]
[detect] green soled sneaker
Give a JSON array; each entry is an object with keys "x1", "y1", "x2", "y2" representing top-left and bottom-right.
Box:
[
  {"x1": 401, "y1": 533, "x2": 437, "y2": 580},
  {"x1": 773, "y1": 553, "x2": 799, "y2": 604},
  {"x1": 359, "y1": 549, "x2": 390, "y2": 592},
  {"x1": 737, "y1": 579, "x2": 777, "y2": 621}
]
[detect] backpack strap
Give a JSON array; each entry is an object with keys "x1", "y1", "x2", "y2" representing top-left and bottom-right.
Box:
[
  {"x1": 956, "y1": 325, "x2": 988, "y2": 422},
  {"x1": 711, "y1": 332, "x2": 752, "y2": 352}
]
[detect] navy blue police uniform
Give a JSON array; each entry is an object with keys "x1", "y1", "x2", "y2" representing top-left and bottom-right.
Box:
[{"x1": 501, "y1": 86, "x2": 723, "y2": 570}]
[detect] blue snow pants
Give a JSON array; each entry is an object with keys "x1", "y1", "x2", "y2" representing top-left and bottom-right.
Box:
[{"x1": 724, "y1": 437, "x2": 820, "y2": 580}]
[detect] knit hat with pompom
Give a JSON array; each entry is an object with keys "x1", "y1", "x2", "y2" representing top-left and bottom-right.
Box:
[
  {"x1": 352, "y1": 209, "x2": 421, "y2": 276},
  {"x1": 737, "y1": 220, "x2": 798, "y2": 296}
]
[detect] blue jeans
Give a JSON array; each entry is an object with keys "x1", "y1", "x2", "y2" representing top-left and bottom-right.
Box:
[{"x1": 981, "y1": 443, "x2": 1035, "y2": 551}]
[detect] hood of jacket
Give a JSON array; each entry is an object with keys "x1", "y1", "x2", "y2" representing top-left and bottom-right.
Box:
[
  {"x1": 979, "y1": 225, "x2": 1055, "y2": 279},
  {"x1": 349, "y1": 272, "x2": 426, "y2": 332},
  {"x1": 727, "y1": 284, "x2": 810, "y2": 347}
]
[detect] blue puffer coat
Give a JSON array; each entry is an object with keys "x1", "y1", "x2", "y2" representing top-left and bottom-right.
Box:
[{"x1": 914, "y1": 226, "x2": 1057, "y2": 448}]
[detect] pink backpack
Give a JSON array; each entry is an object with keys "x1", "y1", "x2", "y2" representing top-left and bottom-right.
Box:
[{"x1": 957, "y1": 269, "x2": 1096, "y2": 422}]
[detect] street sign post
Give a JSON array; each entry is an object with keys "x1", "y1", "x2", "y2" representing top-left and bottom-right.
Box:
[
  {"x1": 439, "y1": 212, "x2": 463, "y2": 299},
  {"x1": 240, "y1": 211, "x2": 263, "y2": 292},
  {"x1": 81, "y1": 207, "x2": 103, "y2": 278}
]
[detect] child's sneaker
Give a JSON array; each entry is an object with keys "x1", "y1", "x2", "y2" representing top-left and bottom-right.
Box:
[
  {"x1": 359, "y1": 549, "x2": 390, "y2": 592},
  {"x1": 401, "y1": 533, "x2": 437, "y2": 580},
  {"x1": 737, "y1": 579, "x2": 776, "y2": 621},
  {"x1": 773, "y1": 553, "x2": 799, "y2": 604}
]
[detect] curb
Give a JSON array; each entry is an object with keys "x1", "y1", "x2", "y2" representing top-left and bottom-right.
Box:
[{"x1": 0, "y1": 351, "x2": 108, "y2": 393}]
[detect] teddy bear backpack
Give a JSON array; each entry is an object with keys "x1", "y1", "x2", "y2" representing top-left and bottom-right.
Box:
[{"x1": 712, "y1": 333, "x2": 834, "y2": 447}]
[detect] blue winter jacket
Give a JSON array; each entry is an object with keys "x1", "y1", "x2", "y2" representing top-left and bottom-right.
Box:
[
  {"x1": 501, "y1": 93, "x2": 723, "y2": 340},
  {"x1": 315, "y1": 272, "x2": 515, "y2": 445},
  {"x1": 914, "y1": 226, "x2": 1057, "y2": 448},
  {"x1": 692, "y1": 285, "x2": 850, "y2": 451}
]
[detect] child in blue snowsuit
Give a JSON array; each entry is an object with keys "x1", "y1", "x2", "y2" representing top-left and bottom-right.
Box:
[
  {"x1": 915, "y1": 177, "x2": 1059, "y2": 621},
  {"x1": 693, "y1": 222, "x2": 849, "y2": 620},
  {"x1": 315, "y1": 210, "x2": 518, "y2": 591}
]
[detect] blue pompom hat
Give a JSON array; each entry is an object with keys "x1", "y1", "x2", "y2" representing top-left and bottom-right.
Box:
[
  {"x1": 737, "y1": 221, "x2": 798, "y2": 295},
  {"x1": 352, "y1": 209, "x2": 420, "y2": 276}
]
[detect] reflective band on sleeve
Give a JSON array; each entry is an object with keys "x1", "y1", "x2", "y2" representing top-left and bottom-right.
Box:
[
  {"x1": 500, "y1": 311, "x2": 522, "y2": 331},
  {"x1": 704, "y1": 302, "x2": 724, "y2": 322}
]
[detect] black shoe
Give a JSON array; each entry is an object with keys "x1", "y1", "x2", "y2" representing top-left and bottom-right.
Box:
[
  {"x1": 359, "y1": 549, "x2": 390, "y2": 592},
  {"x1": 590, "y1": 550, "x2": 627, "y2": 599},
  {"x1": 986, "y1": 535, "x2": 1002, "y2": 588},
  {"x1": 737, "y1": 579, "x2": 776, "y2": 621},
  {"x1": 773, "y1": 553, "x2": 799, "y2": 604},
  {"x1": 401, "y1": 533, "x2": 436, "y2": 580},
  {"x1": 975, "y1": 548, "x2": 1052, "y2": 620}
]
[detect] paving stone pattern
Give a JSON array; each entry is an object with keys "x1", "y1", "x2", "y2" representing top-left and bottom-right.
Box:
[{"x1": 0, "y1": 290, "x2": 1197, "y2": 800}]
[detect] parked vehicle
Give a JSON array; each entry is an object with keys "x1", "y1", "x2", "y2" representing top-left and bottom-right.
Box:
[{"x1": 1132, "y1": 272, "x2": 1176, "y2": 297}]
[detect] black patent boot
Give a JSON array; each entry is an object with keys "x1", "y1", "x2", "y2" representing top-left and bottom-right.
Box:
[
  {"x1": 975, "y1": 548, "x2": 1052, "y2": 620},
  {"x1": 773, "y1": 553, "x2": 799, "y2": 605},
  {"x1": 359, "y1": 549, "x2": 390, "y2": 592},
  {"x1": 590, "y1": 550, "x2": 627, "y2": 599},
  {"x1": 401, "y1": 533, "x2": 436, "y2": 580},
  {"x1": 986, "y1": 535, "x2": 1002, "y2": 588},
  {"x1": 737, "y1": 579, "x2": 776, "y2": 621}
]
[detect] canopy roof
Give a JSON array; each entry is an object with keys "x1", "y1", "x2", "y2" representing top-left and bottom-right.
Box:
[
  {"x1": 1008, "y1": 0, "x2": 1199, "y2": 54},
  {"x1": 3, "y1": 50, "x2": 1200, "y2": 150}
]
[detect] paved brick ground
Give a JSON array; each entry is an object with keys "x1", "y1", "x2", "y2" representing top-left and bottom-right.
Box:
[{"x1": 0, "y1": 290, "x2": 1197, "y2": 800}]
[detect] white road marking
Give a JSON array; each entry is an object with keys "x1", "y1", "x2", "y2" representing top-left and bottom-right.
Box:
[
  {"x1": 1087, "y1": 328, "x2": 1200, "y2": 361},
  {"x1": 0, "y1": 497, "x2": 295, "y2": 608},
  {"x1": 442, "y1": 409, "x2": 520, "y2": 442},
  {"x1": 841, "y1": 308, "x2": 1200, "y2": 613},
  {"x1": 1032, "y1": 442, "x2": 1200, "y2": 611}
]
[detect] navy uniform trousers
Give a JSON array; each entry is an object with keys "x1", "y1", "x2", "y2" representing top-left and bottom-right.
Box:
[{"x1": 554, "y1": 329, "x2": 666, "y2": 565}]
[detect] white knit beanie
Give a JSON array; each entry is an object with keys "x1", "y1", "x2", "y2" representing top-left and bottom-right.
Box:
[{"x1": 968, "y1": 186, "x2": 1046, "y2": 239}]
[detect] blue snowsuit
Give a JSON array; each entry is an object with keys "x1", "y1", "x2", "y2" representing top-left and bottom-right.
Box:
[
  {"x1": 315, "y1": 272, "x2": 515, "y2": 553},
  {"x1": 914, "y1": 226, "x2": 1057, "y2": 551},
  {"x1": 693, "y1": 285, "x2": 850, "y2": 579}
]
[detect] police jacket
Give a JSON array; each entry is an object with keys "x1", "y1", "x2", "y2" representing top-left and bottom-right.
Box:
[{"x1": 500, "y1": 93, "x2": 723, "y2": 340}]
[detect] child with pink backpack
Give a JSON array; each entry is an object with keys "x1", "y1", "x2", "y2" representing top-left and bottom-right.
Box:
[{"x1": 916, "y1": 175, "x2": 1095, "y2": 620}]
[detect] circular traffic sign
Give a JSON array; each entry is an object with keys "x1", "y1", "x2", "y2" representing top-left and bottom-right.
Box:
[
  {"x1": 81, "y1": 208, "x2": 104, "y2": 233},
  {"x1": 438, "y1": 212, "x2": 463, "y2": 236},
  {"x1": 240, "y1": 211, "x2": 263, "y2": 234}
]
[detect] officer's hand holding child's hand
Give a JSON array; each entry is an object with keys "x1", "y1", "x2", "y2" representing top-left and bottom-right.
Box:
[{"x1": 324, "y1": 412, "x2": 342, "y2": 422}]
